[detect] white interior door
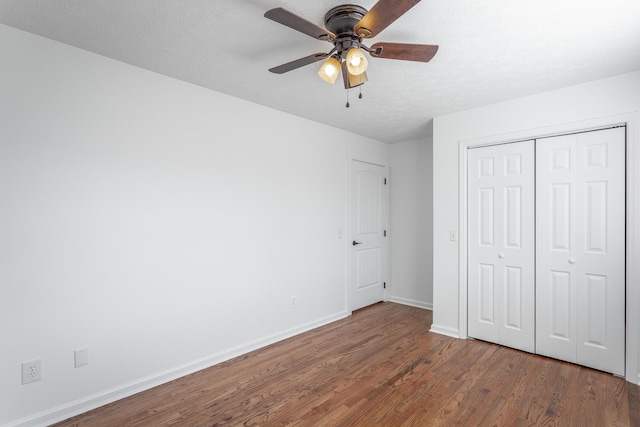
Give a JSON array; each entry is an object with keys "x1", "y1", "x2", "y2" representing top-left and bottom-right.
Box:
[
  {"x1": 350, "y1": 160, "x2": 387, "y2": 311},
  {"x1": 467, "y1": 140, "x2": 535, "y2": 353},
  {"x1": 536, "y1": 127, "x2": 625, "y2": 376}
]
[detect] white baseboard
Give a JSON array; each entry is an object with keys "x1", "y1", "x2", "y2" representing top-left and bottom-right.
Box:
[
  {"x1": 8, "y1": 311, "x2": 350, "y2": 427},
  {"x1": 429, "y1": 324, "x2": 460, "y2": 339},
  {"x1": 388, "y1": 296, "x2": 433, "y2": 310}
]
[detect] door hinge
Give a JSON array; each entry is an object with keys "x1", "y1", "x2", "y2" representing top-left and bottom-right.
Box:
[
  {"x1": 384, "y1": 230, "x2": 387, "y2": 237},
  {"x1": 383, "y1": 282, "x2": 386, "y2": 289},
  {"x1": 384, "y1": 178, "x2": 387, "y2": 185}
]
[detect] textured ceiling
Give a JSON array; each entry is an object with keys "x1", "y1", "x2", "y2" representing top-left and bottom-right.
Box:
[{"x1": 1, "y1": 0, "x2": 639, "y2": 143}]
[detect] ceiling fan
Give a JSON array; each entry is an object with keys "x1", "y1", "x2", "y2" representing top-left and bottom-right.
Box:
[{"x1": 264, "y1": 0, "x2": 438, "y2": 93}]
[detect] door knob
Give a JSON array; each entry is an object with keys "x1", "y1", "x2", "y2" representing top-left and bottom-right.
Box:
[
  {"x1": 569, "y1": 258, "x2": 576, "y2": 264},
  {"x1": 352, "y1": 240, "x2": 363, "y2": 246},
  {"x1": 498, "y1": 253, "x2": 504, "y2": 259}
]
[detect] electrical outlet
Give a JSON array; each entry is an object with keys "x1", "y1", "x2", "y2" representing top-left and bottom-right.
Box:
[
  {"x1": 291, "y1": 296, "x2": 296, "y2": 309},
  {"x1": 75, "y1": 348, "x2": 89, "y2": 368},
  {"x1": 22, "y1": 359, "x2": 42, "y2": 385}
]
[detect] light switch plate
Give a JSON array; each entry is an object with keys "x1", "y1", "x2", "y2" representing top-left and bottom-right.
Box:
[{"x1": 74, "y1": 348, "x2": 88, "y2": 368}]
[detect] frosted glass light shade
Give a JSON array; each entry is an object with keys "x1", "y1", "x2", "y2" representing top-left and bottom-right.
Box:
[
  {"x1": 317, "y1": 56, "x2": 341, "y2": 84},
  {"x1": 346, "y1": 48, "x2": 368, "y2": 76},
  {"x1": 348, "y1": 70, "x2": 368, "y2": 87}
]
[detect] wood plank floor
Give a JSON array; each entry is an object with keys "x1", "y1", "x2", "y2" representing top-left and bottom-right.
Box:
[{"x1": 54, "y1": 303, "x2": 639, "y2": 426}]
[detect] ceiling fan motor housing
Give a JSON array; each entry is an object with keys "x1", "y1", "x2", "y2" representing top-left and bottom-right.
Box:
[{"x1": 324, "y1": 4, "x2": 368, "y2": 57}]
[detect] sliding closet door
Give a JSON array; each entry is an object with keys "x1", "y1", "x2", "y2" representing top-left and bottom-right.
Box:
[
  {"x1": 536, "y1": 127, "x2": 625, "y2": 376},
  {"x1": 468, "y1": 140, "x2": 535, "y2": 353}
]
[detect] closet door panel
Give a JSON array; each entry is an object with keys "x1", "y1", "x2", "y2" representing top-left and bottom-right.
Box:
[
  {"x1": 575, "y1": 128, "x2": 625, "y2": 376},
  {"x1": 468, "y1": 141, "x2": 535, "y2": 352},
  {"x1": 536, "y1": 127, "x2": 625, "y2": 376},
  {"x1": 468, "y1": 148, "x2": 500, "y2": 344},
  {"x1": 536, "y1": 135, "x2": 578, "y2": 362}
]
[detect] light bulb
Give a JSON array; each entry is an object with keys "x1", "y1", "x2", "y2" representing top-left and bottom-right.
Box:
[
  {"x1": 318, "y1": 56, "x2": 341, "y2": 84},
  {"x1": 346, "y1": 48, "x2": 368, "y2": 76}
]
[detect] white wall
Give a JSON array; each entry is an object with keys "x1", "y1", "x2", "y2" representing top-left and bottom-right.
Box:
[
  {"x1": 0, "y1": 24, "x2": 389, "y2": 426},
  {"x1": 388, "y1": 138, "x2": 433, "y2": 309},
  {"x1": 432, "y1": 70, "x2": 640, "y2": 382}
]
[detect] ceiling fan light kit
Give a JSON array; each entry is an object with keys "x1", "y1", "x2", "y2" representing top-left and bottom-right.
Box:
[{"x1": 265, "y1": 0, "x2": 438, "y2": 102}]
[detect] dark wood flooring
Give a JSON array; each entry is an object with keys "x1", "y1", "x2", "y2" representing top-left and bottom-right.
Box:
[{"x1": 54, "y1": 302, "x2": 639, "y2": 426}]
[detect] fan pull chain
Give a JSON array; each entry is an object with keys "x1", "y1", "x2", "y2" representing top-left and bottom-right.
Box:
[
  {"x1": 346, "y1": 89, "x2": 350, "y2": 108},
  {"x1": 359, "y1": 87, "x2": 363, "y2": 99}
]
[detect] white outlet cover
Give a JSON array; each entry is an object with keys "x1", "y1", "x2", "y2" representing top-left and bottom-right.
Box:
[{"x1": 22, "y1": 359, "x2": 42, "y2": 385}]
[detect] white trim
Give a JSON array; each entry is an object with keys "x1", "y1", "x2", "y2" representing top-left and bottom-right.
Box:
[
  {"x1": 383, "y1": 165, "x2": 391, "y2": 305},
  {"x1": 430, "y1": 324, "x2": 460, "y2": 338},
  {"x1": 459, "y1": 114, "x2": 631, "y2": 148},
  {"x1": 458, "y1": 143, "x2": 468, "y2": 339},
  {"x1": 345, "y1": 147, "x2": 388, "y2": 169},
  {"x1": 343, "y1": 151, "x2": 351, "y2": 315},
  {"x1": 7, "y1": 311, "x2": 349, "y2": 427},
  {"x1": 346, "y1": 157, "x2": 355, "y2": 313},
  {"x1": 625, "y1": 114, "x2": 640, "y2": 384},
  {"x1": 458, "y1": 112, "x2": 639, "y2": 383},
  {"x1": 388, "y1": 296, "x2": 433, "y2": 310}
]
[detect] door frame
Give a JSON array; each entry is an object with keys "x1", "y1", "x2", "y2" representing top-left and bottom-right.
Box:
[
  {"x1": 346, "y1": 157, "x2": 390, "y2": 313},
  {"x1": 458, "y1": 112, "x2": 639, "y2": 384}
]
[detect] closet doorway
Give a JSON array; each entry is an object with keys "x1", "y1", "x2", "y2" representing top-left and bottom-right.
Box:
[{"x1": 467, "y1": 127, "x2": 626, "y2": 376}]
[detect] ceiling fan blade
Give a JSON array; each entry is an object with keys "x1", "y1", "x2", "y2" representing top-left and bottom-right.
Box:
[
  {"x1": 355, "y1": 0, "x2": 421, "y2": 38},
  {"x1": 369, "y1": 42, "x2": 438, "y2": 62},
  {"x1": 269, "y1": 53, "x2": 329, "y2": 74},
  {"x1": 265, "y1": 8, "x2": 335, "y2": 42}
]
